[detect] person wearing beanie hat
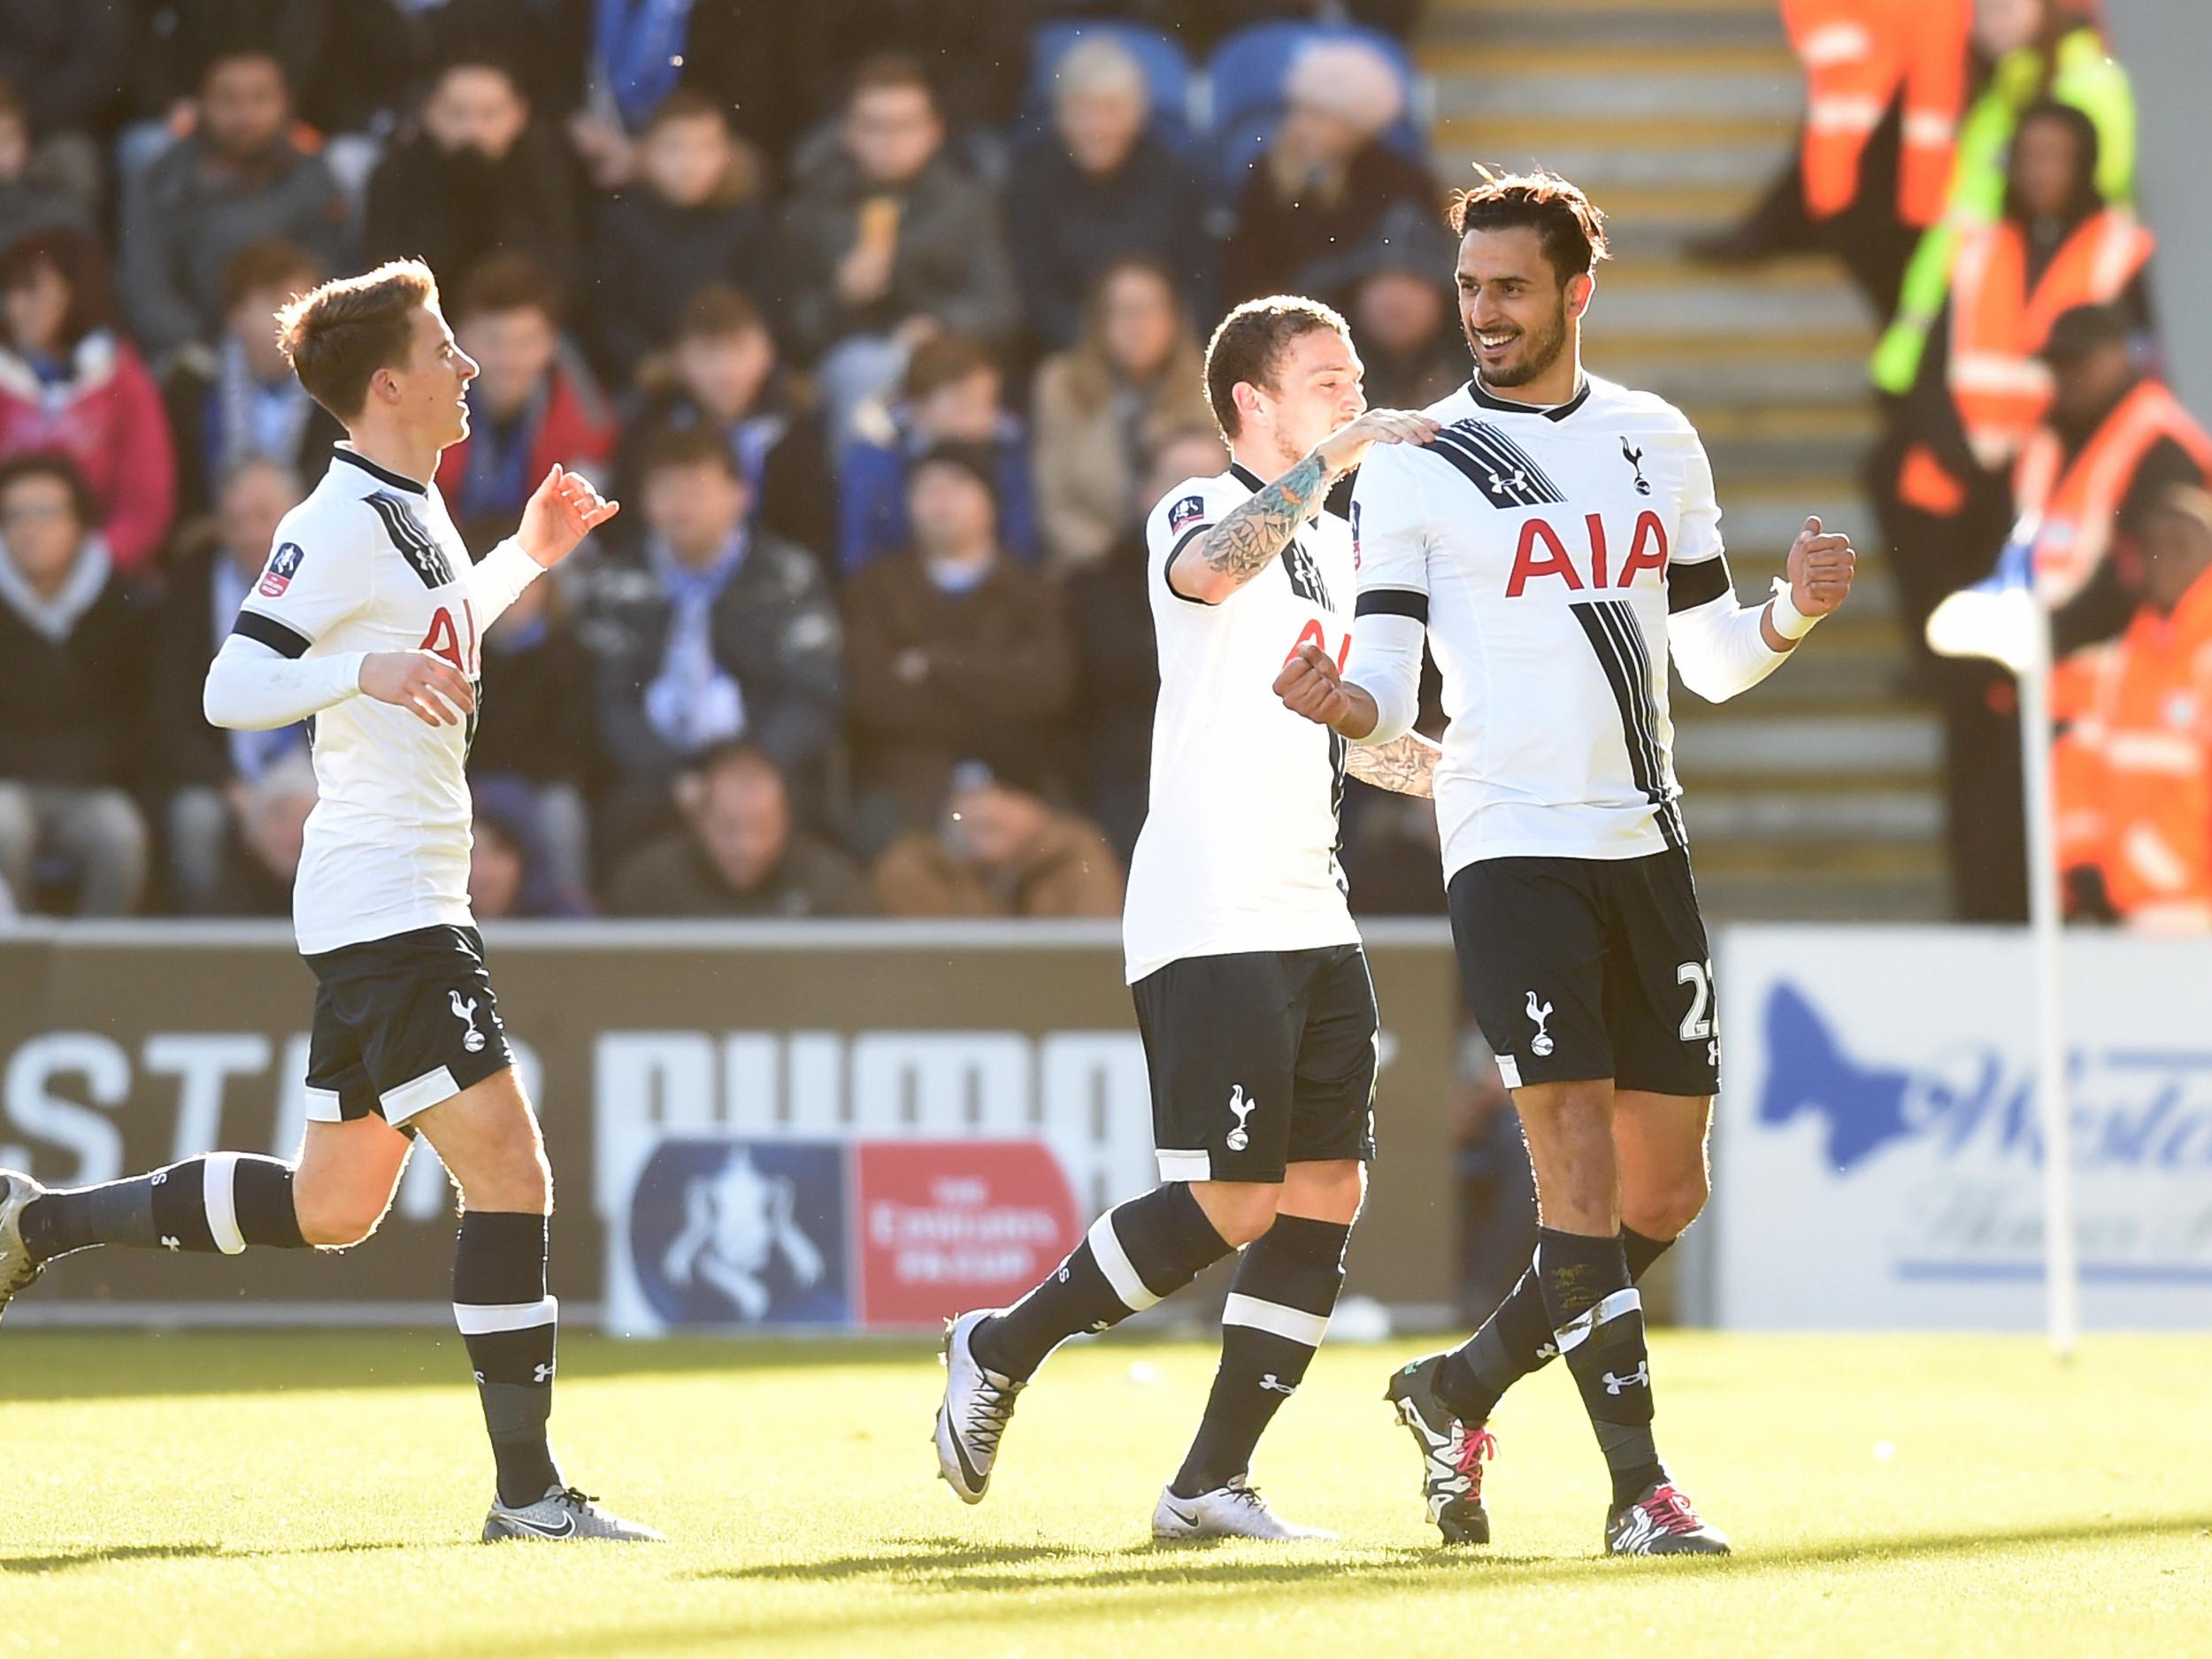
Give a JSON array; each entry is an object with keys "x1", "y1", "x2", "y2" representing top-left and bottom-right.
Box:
[{"x1": 841, "y1": 434, "x2": 1077, "y2": 855}]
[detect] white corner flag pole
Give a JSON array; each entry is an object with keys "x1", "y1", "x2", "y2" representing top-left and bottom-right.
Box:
[
  {"x1": 1924, "y1": 518, "x2": 2079, "y2": 1357},
  {"x1": 2015, "y1": 588, "x2": 2080, "y2": 1359}
]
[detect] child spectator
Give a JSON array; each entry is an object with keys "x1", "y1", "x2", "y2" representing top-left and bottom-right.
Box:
[
  {"x1": 622, "y1": 287, "x2": 836, "y2": 563},
  {"x1": 119, "y1": 49, "x2": 352, "y2": 358},
  {"x1": 0, "y1": 229, "x2": 178, "y2": 575},
  {"x1": 1030, "y1": 257, "x2": 1212, "y2": 577},
  {"x1": 842, "y1": 443, "x2": 1072, "y2": 850},
  {"x1": 839, "y1": 332, "x2": 1036, "y2": 578},
  {"x1": 0, "y1": 455, "x2": 153, "y2": 917},
  {"x1": 162, "y1": 238, "x2": 342, "y2": 525},
  {"x1": 437, "y1": 255, "x2": 616, "y2": 525},
  {"x1": 365, "y1": 58, "x2": 580, "y2": 301},
  {"x1": 587, "y1": 89, "x2": 769, "y2": 387}
]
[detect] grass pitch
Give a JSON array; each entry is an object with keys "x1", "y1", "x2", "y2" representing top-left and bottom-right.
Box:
[{"x1": 0, "y1": 1329, "x2": 2204, "y2": 1659}]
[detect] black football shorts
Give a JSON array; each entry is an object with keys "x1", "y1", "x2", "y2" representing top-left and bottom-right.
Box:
[
  {"x1": 1448, "y1": 849, "x2": 1720, "y2": 1097},
  {"x1": 303, "y1": 925, "x2": 515, "y2": 1133},
  {"x1": 1131, "y1": 944, "x2": 1379, "y2": 1185}
]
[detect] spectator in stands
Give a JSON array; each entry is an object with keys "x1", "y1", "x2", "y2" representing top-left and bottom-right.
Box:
[
  {"x1": 1068, "y1": 426, "x2": 1225, "y2": 863},
  {"x1": 436, "y1": 255, "x2": 616, "y2": 525},
  {"x1": 843, "y1": 444, "x2": 1073, "y2": 851},
  {"x1": 779, "y1": 55, "x2": 1019, "y2": 446},
  {"x1": 606, "y1": 741, "x2": 872, "y2": 918},
  {"x1": 150, "y1": 456, "x2": 308, "y2": 913},
  {"x1": 586, "y1": 89, "x2": 769, "y2": 386},
  {"x1": 1031, "y1": 257, "x2": 1212, "y2": 577},
  {"x1": 465, "y1": 523, "x2": 601, "y2": 910},
  {"x1": 839, "y1": 332, "x2": 1037, "y2": 578},
  {"x1": 467, "y1": 789, "x2": 588, "y2": 921},
  {"x1": 0, "y1": 3, "x2": 125, "y2": 210},
  {"x1": 1693, "y1": 0, "x2": 1970, "y2": 319},
  {"x1": 1002, "y1": 35, "x2": 1208, "y2": 356},
  {"x1": 119, "y1": 49, "x2": 351, "y2": 360},
  {"x1": 581, "y1": 426, "x2": 842, "y2": 859},
  {"x1": 0, "y1": 229, "x2": 178, "y2": 577},
  {"x1": 162, "y1": 238, "x2": 342, "y2": 526},
  {"x1": 0, "y1": 455, "x2": 152, "y2": 917},
  {"x1": 1342, "y1": 212, "x2": 1468, "y2": 411},
  {"x1": 0, "y1": 76, "x2": 90, "y2": 238},
  {"x1": 622, "y1": 287, "x2": 836, "y2": 564},
  {"x1": 1221, "y1": 37, "x2": 1436, "y2": 305},
  {"x1": 873, "y1": 759, "x2": 1123, "y2": 918},
  {"x1": 365, "y1": 58, "x2": 580, "y2": 302},
  {"x1": 564, "y1": 1, "x2": 821, "y2": 186},
  {"x1": 1875, "y1": 100, "x2": 2152, "y2": 656},
  {"x1": 199, "y1": 749, "x2": 318, "y2": 918},
  {"x1": 2054, "y1": 486, "x2": 2212, "y2": 932},
  {"x1": 1936, "y1": 303, "x2": 2212, "y2": 925},
  {"x1": 1870, "y1": 0, "x2": 2136, "y2": 403}
]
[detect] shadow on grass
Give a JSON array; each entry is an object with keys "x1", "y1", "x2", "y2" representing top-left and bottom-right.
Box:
[
  {"x1": 0, "y1": 1542, "x2": 228, "y2": 1573},
  {"x1": 0, "y1": 1332, "x2": 941, "y2": 1402},
  {"x1": 551, "y1": 1511, "x2": 2212, "y2": 1655}
]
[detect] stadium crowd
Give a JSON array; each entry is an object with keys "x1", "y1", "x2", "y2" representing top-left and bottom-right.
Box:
[
  {"x1": 1723, "y1": 0, "x2": 2212, "y2": 931},
  {"x1": 2, "y1": 0, "x2": 2205, "y2": 938},
  {"x1": 0, "y1": 0, "x2": 1447, "y2": 923}
]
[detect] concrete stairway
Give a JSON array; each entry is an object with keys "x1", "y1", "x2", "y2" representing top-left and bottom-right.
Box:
[{"x1": 1417, "y1": 0, "x2": 1947, "y2": 920}]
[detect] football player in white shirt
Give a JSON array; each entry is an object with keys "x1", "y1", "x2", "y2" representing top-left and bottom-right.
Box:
[
  {"x1": 1277, "y1": 172, "x2": 1855, "y2": 1556},
  {"x1": 937, "y1": 297, "x2": 1442, "y2": 1539},
  {"x1": 0, "y1": 260, "x2": 658, "y2": 1544}
]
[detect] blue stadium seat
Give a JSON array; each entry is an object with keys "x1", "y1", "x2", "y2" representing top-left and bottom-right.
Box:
[
  {"x1": 1018, "y1": 20, "x2": 1197, "y2": 153},
  {"x1": 1202, "y1": 20, "x2": 1428, "y2": 195}
]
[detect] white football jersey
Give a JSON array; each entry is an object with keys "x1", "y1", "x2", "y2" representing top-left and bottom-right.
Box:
[
  {"x1": 230, "y1": 446, "x2": 532, "y2": 954},
  {"x1": 1349, "y1": 376, "x2": 1732, "y2": 880},
  {"x1": 1123, "y1": 463, "x2": 1362, "y2": 985}
]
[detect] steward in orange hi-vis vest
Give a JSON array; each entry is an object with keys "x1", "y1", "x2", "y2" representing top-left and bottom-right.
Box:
[
  {"x1": 2020, "y1": 378, "x2": 2212, "y2": 609},
  {"x1": 1949, "y1": 208, "x2": 2152, "y2": 470},
  {"x1": 2054, "y1": 491, "x2": 2212, "y2": 930},
  {"x1": 1783, "y1": 0, "x2": 1970, "y2": 226}
]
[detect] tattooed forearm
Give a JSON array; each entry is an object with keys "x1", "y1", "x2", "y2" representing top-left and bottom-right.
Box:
[
  {"x1": 1187, "y1": 453, "x2": 1330, "y2": 590},
  {"x1": 1346, "y1": 731, "x2": 1440, "y2": 798}
]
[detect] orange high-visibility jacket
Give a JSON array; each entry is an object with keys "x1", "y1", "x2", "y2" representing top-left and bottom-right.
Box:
[
  {"x1": 1949, "y1": 210, "x2": 2154, "y2": 470},
  {"x1": 2018, "y1": 380, "x2": 2212, "y2": 605},
  {"x1": 1783, "y1": 0, "x2": 1970, "y2": 226},
  {"x1": 2053, "y1": 564, "x2": 2212, "y2": 928}
]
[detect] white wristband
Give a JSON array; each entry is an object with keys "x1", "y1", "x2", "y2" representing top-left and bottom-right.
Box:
[{"x1": 1768, "y1": 578, "x2": 1820, "y2": 642}]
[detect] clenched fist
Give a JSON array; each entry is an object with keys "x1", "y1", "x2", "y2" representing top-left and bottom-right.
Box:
[{"x1": 1786, "y1": 514, "x2": 1855, "y2": 618}]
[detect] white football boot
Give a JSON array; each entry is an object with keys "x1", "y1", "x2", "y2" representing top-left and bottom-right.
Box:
[
  {"x1": 0, "y1": 1171, "x2": 49, "y2": 1325},
  {"x1": 1152, "y1": 1476, "x2": 1336, "y2": 1541},
  {"x1": 481, "y1": 1486, "x2": 664, "y2": 1542},
  {"x1": 934, "y1": 1309, "x2": 1023, "y2": 1502}
]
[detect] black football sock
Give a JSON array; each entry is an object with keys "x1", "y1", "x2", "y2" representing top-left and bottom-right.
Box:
[
  {"x1": 1537, "y1": 1225, "x2": 1666, "y2": 1509},
  {"x1": 1172, "y1": 1214, "x2": 1348, "y2": 1499},
  {"x1": 454, "y1": 1210, "x2": 563, "y2": 1509},
  {"x1": 972, "y1": 1184, "x2": 1231, "y2": 1381},
  {"x1": 1437, "y1": 1224, "x2": 1677, "y2": 1422},
  {"x1": 19, "y1": 1154, "x2": 307, "y2": 1263}
]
